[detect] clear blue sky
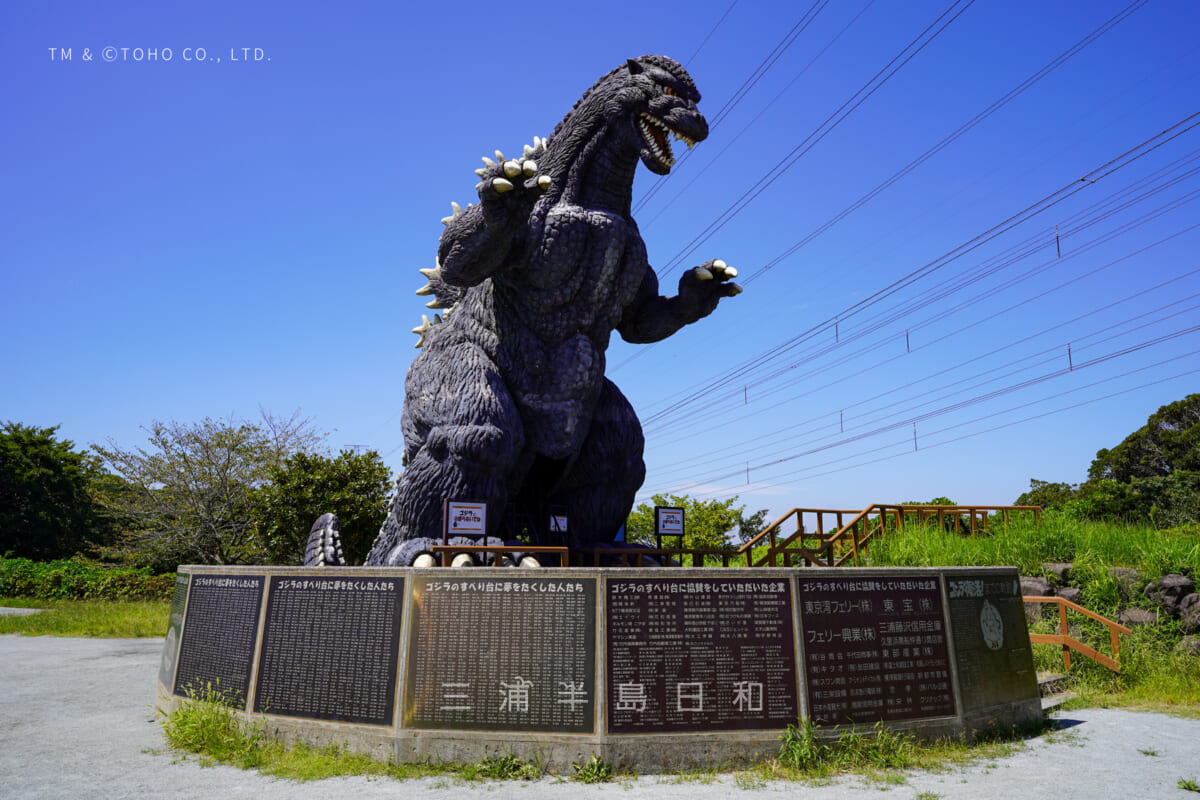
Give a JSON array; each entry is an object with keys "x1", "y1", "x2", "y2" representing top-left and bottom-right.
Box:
[{"x1": 3, "y1": 0, "x2": 1198, "y2": 528}]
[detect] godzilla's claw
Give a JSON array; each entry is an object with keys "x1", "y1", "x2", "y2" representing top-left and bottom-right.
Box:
[
  {"x1": 695, "y1": 267, "x2": 713, "y2": 281},
  {"x1": 474, "y1": 139, "x2": 552, "y2": 203},
  {"x1": 708, "y1": 259, "x2": 738, "y2": 280}
]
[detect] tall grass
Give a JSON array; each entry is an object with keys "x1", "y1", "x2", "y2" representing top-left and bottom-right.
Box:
[
  {"x1": 866, "y1": 512, "x2": 1200, "y2": 587},
  {"x1": 0, "y1": 598, "x2": 169, "y2": 637},
  {"x1": 864, "y1": 512, "x2": 1200, "y2": 712}
]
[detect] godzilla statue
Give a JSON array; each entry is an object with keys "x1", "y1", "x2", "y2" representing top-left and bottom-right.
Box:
[{"x1": 308, "y1": 55, "x2": 740, "y2": 567}]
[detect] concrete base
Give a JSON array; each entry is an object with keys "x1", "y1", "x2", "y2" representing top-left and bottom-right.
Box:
[{"x1": 156, "y1": 566, "x2": 1041, "y2": 772}]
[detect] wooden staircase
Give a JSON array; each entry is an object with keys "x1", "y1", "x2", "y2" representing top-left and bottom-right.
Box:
[{"x1": 1037, "y1": 671, "x2": 1078, "y2": 712}]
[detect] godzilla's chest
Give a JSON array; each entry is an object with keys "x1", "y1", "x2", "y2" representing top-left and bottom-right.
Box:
[{"x1": 507, "y1": 204, "x2": 646, "y2": 335}]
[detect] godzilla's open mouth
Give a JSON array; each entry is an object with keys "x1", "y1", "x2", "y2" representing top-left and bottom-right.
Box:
[{"x1": 637, "y1": 112, "x2": 696, "y2": 170}]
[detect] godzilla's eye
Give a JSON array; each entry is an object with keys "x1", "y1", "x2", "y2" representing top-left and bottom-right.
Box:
[{"x1": 663, "y1": 87, "x2": 676, "y2": 96}]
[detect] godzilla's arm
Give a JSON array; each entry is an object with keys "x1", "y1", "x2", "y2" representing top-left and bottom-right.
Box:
[
  {"x1": 438, "y1": 154, "x2": 549, "y2": 287},
  {"x1": 618, "y1": 259, "x2": 742, "y2": 344}
]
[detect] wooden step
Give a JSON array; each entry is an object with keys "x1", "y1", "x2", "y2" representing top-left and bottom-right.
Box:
[{"x1": 1037, "y1": 671, "x2": 1077, "y2": 712}]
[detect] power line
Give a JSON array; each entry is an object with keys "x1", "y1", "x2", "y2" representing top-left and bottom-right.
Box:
[{"x1": 636, "y1": 110, "x2": 1200, "y2": 429}]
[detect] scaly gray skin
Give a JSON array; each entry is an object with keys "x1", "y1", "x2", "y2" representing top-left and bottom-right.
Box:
[{"x1": 364, "y1": 56, "x2": 740, "y2": 566}]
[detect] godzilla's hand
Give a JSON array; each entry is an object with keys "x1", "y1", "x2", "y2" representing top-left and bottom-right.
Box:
[
  {"x1": 472, "y1": 143, "x2": 552, "y2": 219},
  {"x1": 676, "y1": 259, "x2": 743, "y2": 322}
]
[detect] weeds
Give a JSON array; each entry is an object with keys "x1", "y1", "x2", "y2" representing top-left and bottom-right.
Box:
[
  {"x1": 463, "y1": 754, "x2": 541, "y2": 781},
  {"x1": 1180, "y1": 777, "x2": 1200, "y2": 793},
  {"x1": 572, "y1": 753, "x2": 614, "y2": 783}
]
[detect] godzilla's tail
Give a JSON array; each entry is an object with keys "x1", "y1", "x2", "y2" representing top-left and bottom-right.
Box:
[{"x1": 304, "y1": 512, "x2": 346, "y2": 566}]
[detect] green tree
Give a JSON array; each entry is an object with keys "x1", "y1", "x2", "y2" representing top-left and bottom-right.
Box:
[
  {"x1": 625, "y1": 493, "x2": 768, "y2": 551},
  {"x1": 1014, "y1": 479, "x2": 1079, "y2": 510},
  {"x1": 92, "y1": 411, "x2": 321, "y2": 569},
  {"x1": 1087, "y1": 393, "x2": 1200, "y2": 482},
  {"x1": 252, "y1": 449, "x2": 392, "y2": 565},
  {"x1": 0, "y1": 422, "x2": 108, "y2": 559}
]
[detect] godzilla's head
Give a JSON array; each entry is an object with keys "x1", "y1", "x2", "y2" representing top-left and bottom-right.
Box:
[
  {"x1": 548, "y1": 55, "x2": 709, "y2": 183},
  {"x1": 617, "y1": 55, "x2": 708, "y2": 175}
]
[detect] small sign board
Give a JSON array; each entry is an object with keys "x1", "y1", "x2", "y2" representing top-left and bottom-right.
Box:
[
  {"x1": 444, "y1": 499, "x2": 487, "y2": 537},
  {"x1": 655, "y1": 506, "x2": 685, "y2": 537}
]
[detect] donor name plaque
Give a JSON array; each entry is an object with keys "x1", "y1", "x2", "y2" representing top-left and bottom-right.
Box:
[
  {"x1": 253, "y1": 575, "x2": 404, "y2": 726},
  {"x1": 172, "y1": 574, "x2": 264, "y2": 706},
  {"x1": 946, "y1": 572, "x2": 1037, "y2": 713},
  {"x1": 404, "y1": 576, "x2": 597, "y2": 733},
  {"x1": 606, "y1": 577, "x2": 798, "y2": 733},
  {"x1": 797, "y1": 575, "x2": 955, "y2": 725}
]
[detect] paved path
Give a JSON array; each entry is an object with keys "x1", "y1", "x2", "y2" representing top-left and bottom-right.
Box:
[{"x1": 2, "y1": 635, "x2": 1198, "y2": 799}]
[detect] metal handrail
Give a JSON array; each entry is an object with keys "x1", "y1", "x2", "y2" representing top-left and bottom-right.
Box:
[{"x1": 1023, "y1": 595, "x2": 1132, "y2": 672}]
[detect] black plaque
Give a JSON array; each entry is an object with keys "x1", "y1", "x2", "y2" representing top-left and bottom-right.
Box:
[
  {"x1": 253, "y1": 575, "x2": 404, "y2": 726},
  {"x1": 405, "y1": 576, "x2": 596, "y2": 733},
  {"x1": 797, "y1": 575, "x2": 955, "y2": 725},
  {"x1": 606, "y1": 577, "x2": 797, "y2": 733},
  {"x1": 173, "y1": 574, "x2": 264, "y2": 707},
  {"x1": 945, "y1": 571, "x2": 1037, "y2": 712},
  {"x1": 158, "y1": 573, "x2": 190, "y2": 688}
]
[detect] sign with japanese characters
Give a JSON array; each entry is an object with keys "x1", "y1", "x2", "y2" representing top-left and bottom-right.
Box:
[
  {"x1": 945, "y1": 570, "x2": 1037, "y2": 713},
  {"x1": 654, "y1": 506, "x2": 685, "y2": 537},
  {"x1": 172, "y1": 574, "x2": 264, "y2": 707},
  {"x1": 796, "y1": 575, "x2": 955, "y2": 725},
  {"x1": 445, "y1": 500, "x2": 486, "y2": 535},
  {"x1": 606, "y1": 577, "x2": 798, "y2": 733},
  {"x1": 253, "y1": 575, "x2": 404, "y2": 726},
  {"x1": 404, "y1": 576, "x2": 597, "y2": 733}
]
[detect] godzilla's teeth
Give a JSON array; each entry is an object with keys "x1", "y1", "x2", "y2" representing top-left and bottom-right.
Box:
[{"x1": 482, "y1": 156, "x2": 496, "y2": 168}]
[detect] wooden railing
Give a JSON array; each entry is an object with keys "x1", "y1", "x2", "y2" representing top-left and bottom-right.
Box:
[
  {"x1": 736, "y1": 504, "x2": 1042, "y2": 568},
  {"x1": 1023, "y1": 595, "x2": 1132, "y2": 672},
  {"x1": 425, "y1": 504, "x2": 1043, "y2": 569}
]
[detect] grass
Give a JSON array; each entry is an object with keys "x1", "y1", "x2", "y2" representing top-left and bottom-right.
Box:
[
  {"x1": 867, "y1": 513, "x2": 1200, "y2": 714},
  {"x1": 753, "y1": 717, "x2": 1035, "y2": 784},
  {"x1": 161, "y1": 687, "x2": 1048, "y2": 787},
  {"x1": 0, "y1": 598, "x2": 169, "y2": 637},
  {"x1": 865, "y1": 512, "x2": 1200, "y2": 582},
  {"x1": 163, "y1": 684, "x2": 467, "y2": 781}
]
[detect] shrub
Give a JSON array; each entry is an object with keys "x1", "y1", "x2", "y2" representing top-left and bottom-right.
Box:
[{"x1": 0, "y1": 557, "x2": 173, "y2": 601}]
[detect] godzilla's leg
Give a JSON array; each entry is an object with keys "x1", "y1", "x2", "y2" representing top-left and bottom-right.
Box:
[
  {"x1": 365, "y1": 346, "x2": 526, "y2": 565},
  {"x1": 547, "y1": 379, "x2": 646, "y2": 549}
]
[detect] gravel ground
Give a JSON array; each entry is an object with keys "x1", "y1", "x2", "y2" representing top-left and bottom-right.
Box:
[{"x1": 2, "y1": 634, "x2": 1198, "y2": 799}]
